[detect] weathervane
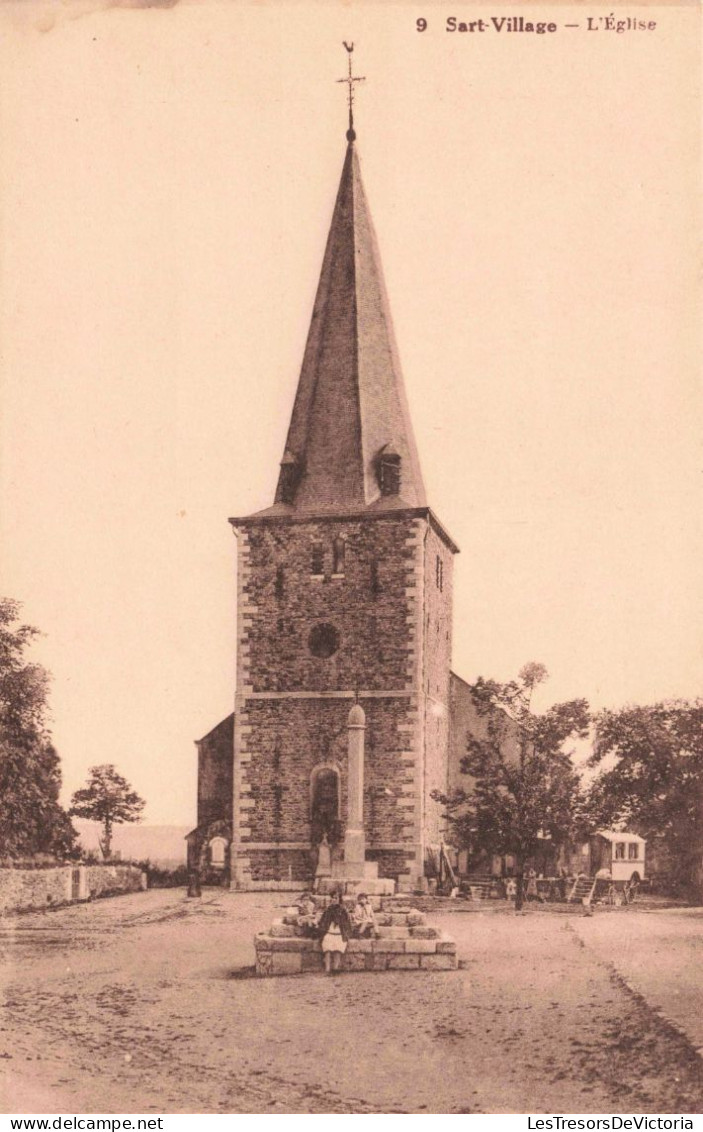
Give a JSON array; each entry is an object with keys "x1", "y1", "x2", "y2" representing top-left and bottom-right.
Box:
[{"x1": 337, "y1": 42, "x2": 365, "y2": 142}]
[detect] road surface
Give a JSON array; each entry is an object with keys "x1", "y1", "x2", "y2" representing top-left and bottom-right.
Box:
[{"x1": 1, "y1": 891, "x2": 701, "y2": 1114}]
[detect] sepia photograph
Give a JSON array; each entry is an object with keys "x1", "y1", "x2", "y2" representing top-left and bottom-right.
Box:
[{"x1": 0, "y1": 0, "x2": 701, "y2": 1117}]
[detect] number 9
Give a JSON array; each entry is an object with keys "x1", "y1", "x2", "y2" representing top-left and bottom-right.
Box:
[{"x1": 416, "y1": 17, "x2": 427, "y2": 31}]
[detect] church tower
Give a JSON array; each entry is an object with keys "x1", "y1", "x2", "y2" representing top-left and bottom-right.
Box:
[{"x1": 228, "y1": 66, "x2": 458, "y2": 891}]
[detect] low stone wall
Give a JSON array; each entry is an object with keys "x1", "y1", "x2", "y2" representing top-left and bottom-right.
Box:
[
  {"x1": 0, "y1": 867, "x2": 72, "y2": 915},
  {"x1": 256, "y1": 933, "x2": 458, "y2": 976},
  {"x1": 85, "y1": 864, "x2": 146, "y2": 900},
  {"x1": 0, "y1": 864, "x2": 146, "y2": 916}
]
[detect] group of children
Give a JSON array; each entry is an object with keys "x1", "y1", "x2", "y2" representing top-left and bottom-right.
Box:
[{"x1": 295, "y1": 888, "x2": 377, "y2": 974}]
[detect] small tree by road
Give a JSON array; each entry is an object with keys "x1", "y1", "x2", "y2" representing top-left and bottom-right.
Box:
[
  {"x1": 432, "y1": 663, "x2": 589, "y2": 910},
  {"x1": 69, "y1": 764, "x2": 146, "y2": 859}
]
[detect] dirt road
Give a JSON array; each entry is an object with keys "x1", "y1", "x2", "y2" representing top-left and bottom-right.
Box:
[
  {"x1": 1, "y1": 891, "x2": 701, "y2": 1114},
  {"x1": 571, "y1": 908, "x2": 703, "y2": 1054}
]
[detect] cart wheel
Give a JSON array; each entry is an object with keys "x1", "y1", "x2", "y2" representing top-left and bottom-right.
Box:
[{"x1": 625, "y1": 874, "x2": 640, "y2": 904}]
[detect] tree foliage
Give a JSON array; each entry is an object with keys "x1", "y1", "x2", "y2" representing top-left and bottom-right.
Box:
[
  {"x1": 0, "y1": 598, "x2": 78, "y2": 858},
  {"x1": 588, "y1": 701, "x2": 703, "y2": 899},
  {"x1": 432, "y1": 663, "x2": 589, "y2": 908},
  {"x1": 69, "y1": 764, "x2": 146, "y2": 858}
]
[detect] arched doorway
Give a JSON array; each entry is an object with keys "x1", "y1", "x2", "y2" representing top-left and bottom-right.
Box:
[{"x1": 310, "y1": 764, "x2": 341, "y2": 846}]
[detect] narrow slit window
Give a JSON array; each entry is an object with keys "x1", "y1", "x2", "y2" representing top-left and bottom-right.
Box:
[
  {"x1": 370, "y1": 560, "x2": 380, "y2": 595},
  {"x1": 311, "y1": 542, "x2": 324, "y2": 576},
  {"x1": 275, "y1": 566, "x2": 285, "y2": 600},
  {"x1": 436, "y1": 555, "x2": 444, "y2": 592},
  {"x1": 333, "y1": 538, "x2": 345, "y2": 575}
]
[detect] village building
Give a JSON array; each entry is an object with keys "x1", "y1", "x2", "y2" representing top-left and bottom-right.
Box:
[{"x1": 187, "y1": 86, "x2": 487, "y2": 892}]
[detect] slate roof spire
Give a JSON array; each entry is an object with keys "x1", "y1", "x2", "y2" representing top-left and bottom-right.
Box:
[{"x1": 271, "y1": 56, "x2": 426, "y2": 515}]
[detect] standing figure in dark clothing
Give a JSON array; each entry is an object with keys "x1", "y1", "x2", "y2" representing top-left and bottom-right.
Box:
[{"x1": 318, "y1": 889, "x2": 352, "y2": 974}]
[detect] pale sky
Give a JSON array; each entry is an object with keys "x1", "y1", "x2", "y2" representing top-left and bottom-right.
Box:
[{"x1": 0, "y1": 1, "x2": 700, "y2": 825}]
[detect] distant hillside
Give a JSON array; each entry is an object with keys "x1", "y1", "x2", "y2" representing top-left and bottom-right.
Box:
[{"x1": 74, "y1": 819, "x2": 189, "y2": 867}]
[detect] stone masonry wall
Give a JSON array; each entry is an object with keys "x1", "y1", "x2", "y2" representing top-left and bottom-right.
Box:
[
  {"x1": 84, "y1": 864, "x2": 146, "y2": 899},
  {"x1": 240, "y1": 517, "x2": 417, "y2": 693},
  {"x1": 421, "y1": 523, "x2": 454, "y2": 847},
  {"x1": 247, "y1": 848, "x2": 312, "y2": 884},
  {"x1": 0, "y1": 867, "x2": 72, "y2": 915},
  {"x1": 241, "y1": 696, "x2": 413, "y2": 844},
  {"x1": 0, "y1": 864, "x2": 145, "y2": 915},
  {"x1": 366, "y1": 847, "x2": 417, "y2": 881},
  {"x1": 448, "y1": 672, "x2": 520, "y2": 796},
  {"x1": 448, "y1": 673, "x2": 486, "y2": 796},
  {"x1": 196, "y1": 714, "x2": 234, "y2": 829},
  {"x1": 232, "y1": 513, "x2": 425, "y2": 887}
]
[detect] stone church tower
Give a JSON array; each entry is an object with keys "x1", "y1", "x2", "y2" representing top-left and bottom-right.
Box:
[{"x1": 188, "y1": 111, "x2": 463, "y2": 893}]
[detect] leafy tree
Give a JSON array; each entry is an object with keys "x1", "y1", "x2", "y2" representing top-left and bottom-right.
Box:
[
  {"x1": 0, "y1": 598, "x2": 78, "y2": 858},
  {"x1": 69, "y1": 764, "x2": 146, "y2": 859},
  {"x1": 588, "y1": 701, "x2": 703, "y2": 900},
  {"x1": 432, "y1": 663, "x2": 589, "y2": 909}
]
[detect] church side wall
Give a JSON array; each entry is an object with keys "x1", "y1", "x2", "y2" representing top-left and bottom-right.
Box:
[
  {"x1": 448, "y1": 673, "x2": 484, "y2": 796},
  {"x1": 447, "y1": 673, "x2": 522, "y2": 872},
  {"x1": 448, "y1": 675, "x2": 521, "y2": 796},
  {"x1": 421, "y1": 525, "x2": 454, "y2": 849},
  {"x1": 197, "y1": 716, "x2": 234, "y2": 830},
  {"x1": 231, "y1": 515, "x2": 425, "y2": 888}
]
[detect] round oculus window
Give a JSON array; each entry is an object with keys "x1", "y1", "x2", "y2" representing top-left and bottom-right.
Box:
[{"x1": 308, "y1": 623, "x2": 340, "y2": 659}]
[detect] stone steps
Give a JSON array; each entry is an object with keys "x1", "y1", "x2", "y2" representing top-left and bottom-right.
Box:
[
  {"x1": 281, "y1": 906, "x2": 427, "y2": 927},
  {"x1": 463, "y1": 875, "x2": 497, "y2": 900},
  {"x1": 568, "y1": 877, "x2": 596, "y2": 904},
  {"x1": 254, "y1": 930, "x2": 458, "y2": 975},
  {"x1": 254, "y1": 899, "x2": 458, "y2": 976}
]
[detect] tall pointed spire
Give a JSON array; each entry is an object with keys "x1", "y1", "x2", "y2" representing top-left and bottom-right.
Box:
[{"x1": 271, "y1": 53, "x2": 426, "y2": 515}]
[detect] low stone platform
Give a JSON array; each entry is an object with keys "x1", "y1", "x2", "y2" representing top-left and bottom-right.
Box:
[{"x1": 254, "y1": 895, "x2": 458, "y2": 976}]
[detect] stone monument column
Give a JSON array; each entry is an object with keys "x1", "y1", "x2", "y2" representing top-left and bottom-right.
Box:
[
  {"x1": 330, "y1": 700, "x2": 379, "y2": 884},
  {"x1": 344, "y1": 702, "x2": 366, "y2": 869}
]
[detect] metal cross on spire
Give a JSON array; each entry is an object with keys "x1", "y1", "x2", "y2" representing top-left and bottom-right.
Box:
[{"x1": 337, "y1": 42, "x2": 365, "y2": 142}]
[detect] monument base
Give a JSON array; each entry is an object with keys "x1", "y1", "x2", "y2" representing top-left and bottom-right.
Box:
[
  {"x1": 317, "y1": 874, "x2": 395, "y2": 897},
  {"x1": 252, "y1": 893, "x2": 458, "y2": 976},
  {"x1": 331, "y1": 859, "x2": 378, "y2": 882}
]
